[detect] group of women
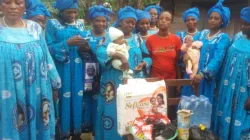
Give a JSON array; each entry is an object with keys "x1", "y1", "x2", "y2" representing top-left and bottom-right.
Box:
[{"x1": 0, "y1": 0, "x2": 250, "y2": 140}]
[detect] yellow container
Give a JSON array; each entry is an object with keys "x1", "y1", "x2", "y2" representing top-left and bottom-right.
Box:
[{"x1": 178, "y1": 128, "x2": 189, "y2": 140}]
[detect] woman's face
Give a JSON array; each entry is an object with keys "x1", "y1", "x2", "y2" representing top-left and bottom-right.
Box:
[
  {"x1": 158, "y1": 12, "x2": 172, "y2": 30},
  {"x1": 1, "y1": 0, "x2": 25, "y2": 20},
  {"x1": 61, "y1": 8, "x2": 78, "y2": 23},
  {"x1": 137, "y1": 18, "x2": 150, "y2": 33},
  {"x1": 208, "y1": 12, "x2": 222, "y2": 30},
  {"x1": 92, "y1": 16, "x2": 107, "y2": 33},
  {"x1": 149, "y1": 8, "x2": 158, "y2": 23},
  {"x1": 157, "y1": 95, "x2": 163, "y2": 104},
  {"x1": 119, "y1": 18, "x2": 136, "y2": 35},
  {"x1": 241, "y1": 20, "x2": 250, "y2": 38},
  {"x1": 30, "y1": 15, "x2": 46, "y2": 29},
  {"x1": 185, "y1": 16, "x2": 198, "y2": 30}
]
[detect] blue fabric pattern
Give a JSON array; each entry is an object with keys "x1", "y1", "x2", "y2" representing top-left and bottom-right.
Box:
[
  {"x1": 45, "y1": 19, "x2": 87, "y2": 136},
  {"x1": 211, "y1": 37, "x2": 250, "y2": 140},
  {"x1": 183, "y1": 7, "x2": 200, "y2": 22},
  {"x1": 0, "y1": 20, "x2": 61, "y2": 140},
  {"x1": 232, "y1": 31, "x2": 243, "y2": 43},
  {"x1": 94, "y1": 33, "x2": 152, "y2": 140}
]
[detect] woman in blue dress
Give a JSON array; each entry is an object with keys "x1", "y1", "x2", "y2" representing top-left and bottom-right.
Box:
[
  {"x1": 212, "y1": 7, "x2": 250, "y2": 140},
  {"x1": 144, "y1": 5, "x2": 162, "y2": 35},
  {"x1": 191, "y1": 0, "x2": 231, "y2": 103},
  {"x1": 136, "y1": 9, "x2": 151, "y2": 41},
  {"x1": 25, "y1": 1, "x2": 51, "y2": 30},
  {"x1": 82, "y1": 5, "x2": 114, "y2": 134},
  {"x1": 0, "y1": 0, "x2": 61, "y2": 139},
  {"x1": 45, "y1": 0, "x2": 90, "y2": 138},
  {"x1": 177, "y1": 8, "x2": 201, "y2": 96},
  {"x1": 95, "y1": 6, "x2": 152, "y2": 140}
]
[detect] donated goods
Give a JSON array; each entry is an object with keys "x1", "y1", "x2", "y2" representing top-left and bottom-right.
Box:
[
  {"x1": 178, "y1": 95, "x2": 212, "y2": 128},
  {"x1": 117, "y1": 79, "x2": 167, "y2": 136},
  {"x1": 177, "y1": 109, "x2": 193, "y2": 140}
]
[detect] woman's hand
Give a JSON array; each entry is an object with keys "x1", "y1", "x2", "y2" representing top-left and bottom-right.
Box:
[
  {"x1": 120, "y1": 56, "x2": 130, "y2": 71},
  {"x1": 78, "y1": 39, "x2": 90, "y2": 53},
  {"x1": 244, "y1": 97, "x2": 250, "y2": 111},
  {"x1": 66, "y1": 36, "x2": 83, "y2": 46},
  {"x1": 134, "y1": 62, "x2": 146, "y2": 72},
  {"x1": 191, "y1": 73, "x2": 204, "y2": 86}
]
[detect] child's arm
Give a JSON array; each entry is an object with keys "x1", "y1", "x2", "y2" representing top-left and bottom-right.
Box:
[{"x1": 181, "y1": 44, "x2": 187, "y2": 52}]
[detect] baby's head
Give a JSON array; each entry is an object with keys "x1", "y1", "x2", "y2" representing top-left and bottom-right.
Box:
[
  {"x1": 109, "y1": 27, "x2": 125, "y2": 45},
  {"x1": 150, "y1": 97, "x2": 157, "y2": 105},
  {"x1": 113, "y1": 35, "x2": 126, "y2": 45},
  {"x1": 184, "y1": 35, "x2": 194, "y2": 45}
]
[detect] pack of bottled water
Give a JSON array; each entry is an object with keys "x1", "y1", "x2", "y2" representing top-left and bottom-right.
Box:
[{"x1": 178, "y1": 95, "x2": 212, "y2": 128}]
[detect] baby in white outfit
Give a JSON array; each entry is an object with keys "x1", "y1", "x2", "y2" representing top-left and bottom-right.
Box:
[{"x1": 107, "y1": 27, "x2": 133, "y2": 78}]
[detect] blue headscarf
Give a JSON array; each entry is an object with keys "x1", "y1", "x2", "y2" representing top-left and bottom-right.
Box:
[
  {"x1": 240, "y1": 7, "x2": 250, "y2": 24},
  {"x1": 88, "y1": 5, "x2": 114, "y2": 21},
  {"x1": 26, "y1": 3, "x2": 51, "y2": 18},
  {"x1": 113, "y1": 6, "x2": 138, "y2": 27},
  {"x1": 144, "y1": 5, "x2": 162, "y2": 15},
  {"x1": 207, "y1": 0, "x2": 230, "y2": 28},
  {"x1": 136, "y1": 9, "x2": 151, "y2": 21},
  {"x1": 25, "y1": 0, "x2": 40, "y2": 10},
  {"x1": 53, "y1": 0, "x2": 78, "y2": 11},
  {"x1": 183, "y1": 7, "x2": 200, "y2": 22}
]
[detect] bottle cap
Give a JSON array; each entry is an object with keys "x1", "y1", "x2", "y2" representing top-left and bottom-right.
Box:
[{"x1": 199, "y1": 124, "x2": 206, "y2": 131}]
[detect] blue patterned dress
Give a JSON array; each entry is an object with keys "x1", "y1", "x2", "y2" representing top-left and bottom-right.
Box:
[
  {"x1": 231, "y1": 31, "x2": 243, "y2": 43},
  {"x1": 81, "y1": 30, "x2": 109, "y2": 132},
  {"x1": 0, "y1": 20, "x2": 61, "y2": 140},
  {"x1": 212, "y1": 37, "x2": 250, "y2": 140},
  {"x1": 182, "y1": 30, "x2": 230, "y2": 103},
  {"x1": 45, "y1": 19, "x2": 88, "y2": 136},
  {"x1": 94, "y1": 33, "x2": 152, "y2": 140}
]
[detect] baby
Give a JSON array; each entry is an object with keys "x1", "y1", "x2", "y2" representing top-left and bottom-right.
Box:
[
  {"x1": 181, "y1": 35, "x2": 203, "y2": 79},
  {"x1": 107, "y1": 27, "x2": 133, "y2": 78}
]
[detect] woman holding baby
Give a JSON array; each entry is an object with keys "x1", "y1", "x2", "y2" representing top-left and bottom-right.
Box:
[
  {"x1": 190, "y1": 0, "x2": 231, "y2": 103},
  {"x1": 94, "y1": 6, "x2": 152, "y2": 140}
]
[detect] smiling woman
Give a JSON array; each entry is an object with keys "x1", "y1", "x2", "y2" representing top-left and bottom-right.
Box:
[{"x1": 0, "y1": 0, "x2": 61, "y2": 139}]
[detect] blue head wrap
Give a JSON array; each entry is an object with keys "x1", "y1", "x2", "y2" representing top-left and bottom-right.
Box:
[
  {"x1": 25, "y1": 3, "x2": 51, "y2": 18},
  {"x1": 136, "y1": 9, "x2": 151, "y2": 21},
  {"x1": 240, "y1": 7, "x2": 250, "y2": 24},
  {"x1": 183, "y1": 7, "x2": 200, "y2": 22},
  {"x1": 88, "y1": 5, "x2": 114, "y2": 21},
  {"x1": 53, "y1": 0, "x2": 78, "y2": 11},
  {"x1": 144, "y1": 5, "x2": 162, "y2": 15},
  {"x1": 207, "y1": 0, "x2": 231, "y2": 28},
  {"x1": 114, "y1": 6, "x2": 138, "y2": 27},
  {"x1": 25, "y1": 0, "x2": 40, "y2": 9}
]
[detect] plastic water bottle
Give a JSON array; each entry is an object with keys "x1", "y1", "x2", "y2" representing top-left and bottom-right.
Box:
[
  {"x1": 202, "y1": 100, "x2": 212, "y2": 128},
  {"x1": 178, "y1": 96, "x2": 189, "y2": 110},
  {"x1": 190, "y1": 96, "x2": 201, "y2": 126}
]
